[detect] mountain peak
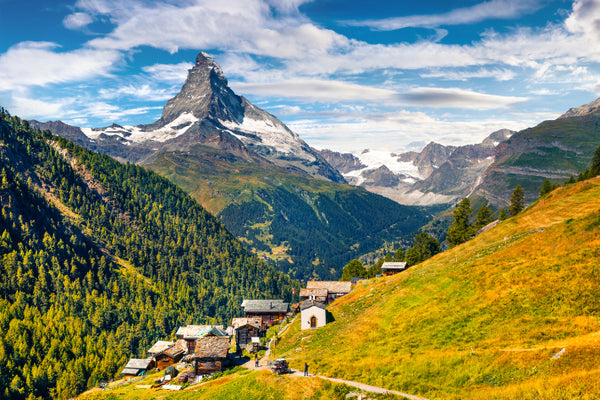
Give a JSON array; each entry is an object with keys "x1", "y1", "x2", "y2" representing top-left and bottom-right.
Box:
[
  {"x1": 157, "y1": 52, "x2": 241, "y2": 126},
  {"x1": 195, "y1": 51, "x2": 227, "y2": 85},
  {"x1": 559, "y1": 97, "x2": 600, "y2": 119}
]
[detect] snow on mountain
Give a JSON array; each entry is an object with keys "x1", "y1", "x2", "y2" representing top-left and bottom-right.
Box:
[
  {"x1": 81, "y1": 112, "x2": 198, "y2": 143},
  {"x1": 219, "y1": 115, "x2": 313, "y2": 159},
  {"x1": 344, "y1": 149, "x2": 423, "y2": 182}
]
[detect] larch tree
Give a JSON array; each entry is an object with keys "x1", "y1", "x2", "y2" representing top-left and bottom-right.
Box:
[
  {"x1": 446, "y1": 197, "x2": 474, "y2": 247},
  {"x1": 509, "y1": 184, "x2": 525, "y2": 216}
]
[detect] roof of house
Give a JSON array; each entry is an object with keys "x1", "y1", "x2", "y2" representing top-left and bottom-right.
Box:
[
  {"x1": 306, "y1": 281, "x2": 352, "y2": 294},
  {"x1": 148, "y1": 340, "x2": 175, "y2": 355},
  {"x1": 193, "y1": 335, "x2": 230, "y2": 359},
  {"x1": 300, "y1": 300, "x2": 327, "y2": 311},
  {"x1": 299, "y1": 288, "x2": 328, "y2": 298},
  {"x1": 176, "y1": 325, "x2": 228, "y2": 339},
  {"x1": 242, "y1": 299, "x2": 289, "y2": 313},
  {"x1": 381, "y1": 262, "x2": 408, "y2": 271},
  {"x1": 231, "y1": 317, "x2": 262, "y2": 330},
  {"x1": 121, "y1": 368, "x2": 142, "y2": 376},
  {"x1": 122, "y1": 357, "x2": 153, "y2": 374},
  {"x1": 164, "y1": 339, "x2": 187, "y2": 358}
]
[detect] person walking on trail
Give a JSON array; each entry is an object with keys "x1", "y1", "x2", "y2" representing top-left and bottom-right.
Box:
[
  {"x1": 255, "y1": 353, "x2": 259, "y2": 367},
  {"x1": 304, "y1": 362, "x2": 309, "y2": 377}
]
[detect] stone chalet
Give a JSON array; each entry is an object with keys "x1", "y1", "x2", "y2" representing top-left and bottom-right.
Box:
[
  {"x1": 147, "y1": 339, "x2": 187, "y2": 370},
  {"x1": 191, "y1": 335, "x2": 231, "y2": 375},
  {"x1": 305, "y1": 281, "x2": 352, "y2": 302},
  {"x1": 299, "y1": 288, "x2": 328, "y2": 303},
  {"x1": 241, "y1": 299, "x2": 289, "y2": 327},
  {"x1": 231, "y1": 317, "x2": 262, "y2": 349},
  {"x1": 121, "y1": 357, "x2": 154, "y2": 378},
  {"x1": 176, "y1": 325, "x2": 229, "y2": 354},
  {"x1": 381, "y1": 261, "x2": 408, "y2": 276}
]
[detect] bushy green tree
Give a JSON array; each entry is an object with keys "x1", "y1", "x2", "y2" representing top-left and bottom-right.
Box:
[
  {"x1": 589, "y1": 143, "x2": 600, "y2": 177},
  {"x1": 405, "y1": 232, "x2": 441, "y2": 266},
  {"x1": 474, "y1": 204, "x2": 494, "y2": 230},
  {"x1": 539, "y1": 178, "x2": 559, "y2": 197},
  {"x1": 341, "y1": 259, "x2": 367, "y2": 281},
  {"x1": 509, "y1": 184, "x2": 525, "y2": 216},
  {"x1": 499, "y1": 208, "x2": 507, "y2": 221},
  {"x1": 446, "y1": 198, "x2": 474, "y2": 248}
]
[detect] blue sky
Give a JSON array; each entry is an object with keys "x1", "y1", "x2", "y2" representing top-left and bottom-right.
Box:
[{"x1": 1, "y1": 0, "x2": 600, "y2": 153}]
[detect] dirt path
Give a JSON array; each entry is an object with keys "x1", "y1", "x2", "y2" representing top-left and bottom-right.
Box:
[{"x1": 243, "y1": 316, "x2": 428, "y2": 399}]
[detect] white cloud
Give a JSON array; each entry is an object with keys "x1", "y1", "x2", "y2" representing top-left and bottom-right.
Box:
[
  {"x1": 98, "y1": 84, "x2": 175, "y2": 101},
  {"x1": 420, "y1": 68, "x2": 517, "y2": 81},
  {"x1": 142, "y1": 62, "x2": 192, "y2": 83},
  {"x1": 9, "y1": 96, "x2": 68, "y2": 120},
  {"x1": 347, "y1": 0, "x2": 543, "y2": 30},
  {"x1": 234, "y1": 79, "x2": 527, "y2": 109},
  {"x1": 63, "y1": 12, "x2": 94, "y2": 30},
  {"x1": 401, "y1": 87, "x2": 527, "y2": 109},
  {"x1": 0, "y1": 41, "x2": 120, "y2": 91},
  {"x1": 287, "y1": 110, "x2": 536, "y2": 153}
]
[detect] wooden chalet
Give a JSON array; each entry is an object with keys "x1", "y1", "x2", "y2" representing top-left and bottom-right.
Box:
[
  {"x1": 299, "y1": 288, "x2": 328, "y2": 303},
  {"x1": 176, "y1": 325, "x2": 229, "y2": 354},
  {"x1": 231, "y1": 317, "x2": 262, "y2": 349},
  {"x1": 381, "y1": 261, "x2": 407, "y2": 276},
  {"x1": 192, "y1": 335, "x2": 231, "y2": 375},
  {"x1": 241, "y1": 299, "x2": 289, "y2": 327},
  {"x1": 148, "y1": 339, "x2": 187, "y2": 370},
  {"x1": 121, "y1": 358, "x2": 154, "y2": 378},
  {"x1": 306, "y1": 281, "x2": 352, "y2": 302}
]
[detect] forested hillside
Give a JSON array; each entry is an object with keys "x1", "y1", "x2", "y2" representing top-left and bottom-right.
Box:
[
  {"x1": 0, "y1": 109, "x2": 296, "y2": 400},
  {"x1": 150, "y1": 149, "x2": 430, "y2": 281}
]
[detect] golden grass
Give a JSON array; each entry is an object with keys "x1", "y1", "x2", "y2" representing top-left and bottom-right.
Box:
[{"x1": 273, "y1": 177, "x2": 600, "y2": 399}]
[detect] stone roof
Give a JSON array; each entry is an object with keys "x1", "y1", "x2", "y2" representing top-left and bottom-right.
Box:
[
  {"x1": 164, "y1": 339, "x2": 187, "y2": 358},
  {"x1": 242, "y1": 299, "x2": 288, "y2": 313},
  {"x1": 176, "y1": 325, "x2": 228, "y2": 339},
  {"x1": 193, "y1": 335, "x2": 230, "y2": 359},
  {"x1": 121, "y1": 368, "x2": 142, "y2": 376},
  {"x1": 299, "y1": 288, "x2": 328, "y2": 298},
  {"x1": 148, "y1": 340, "x2": 175, "y2": 356},
  {"x1": 231, "y1": 317, "x2": 262, "y2": 330},
  {"x1": 306, "y1": 281, "x2": 352, "y2": 294},
  {"x1": 381, "y1": 262, "x2": 407, "y2": 271},
  {"x1": 300, "y1": 300, "x2": 327, "y2": 311},
  {"x1": 121, "y1": 357, "x2": 153, "y2": 375}
]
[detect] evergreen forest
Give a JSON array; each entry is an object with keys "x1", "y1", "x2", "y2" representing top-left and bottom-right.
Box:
[{"x1": 0, "y1": 109, "x2": 296, "y2": 399}]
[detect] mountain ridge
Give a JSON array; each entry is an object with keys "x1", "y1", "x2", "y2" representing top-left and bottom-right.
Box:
[{"x1": 32, "y1": 53, "x2": 428, "y2": 281}]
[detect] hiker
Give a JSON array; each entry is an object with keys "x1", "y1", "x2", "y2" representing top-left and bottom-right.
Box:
[
  {"x1": 304, "y1": 362, "x2": 308, "y2": 377},
  {"x1": 255, "y1": 353, "x2": 259, "y2": 367}
]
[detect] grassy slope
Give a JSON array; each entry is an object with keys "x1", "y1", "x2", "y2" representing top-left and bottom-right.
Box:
[{"x1": 273, "y1": 177, "x2": 600, "y2": 399}]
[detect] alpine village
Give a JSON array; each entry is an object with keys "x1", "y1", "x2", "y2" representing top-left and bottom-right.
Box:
[{"x1": 3, "y1": 2, "x2": 600, "y2": 399}]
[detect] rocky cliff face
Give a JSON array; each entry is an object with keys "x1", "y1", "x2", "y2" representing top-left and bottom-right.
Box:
[{"x1": 318, "y1": 129, "x2": 513, "y2": 206}]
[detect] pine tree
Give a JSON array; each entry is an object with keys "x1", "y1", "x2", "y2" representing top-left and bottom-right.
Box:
[
  {"x1": 499, "y1": 208, "x2": 507, "y2": 220},
  {"x1": 474, "y1": 204, "x2": 493, "y2": 230},
  {"x1": 589, "y1": 143, "x2": 600, "y2": 177},
  {"x1": 446, "y1": 198, "x2": 474, "y2": 247},
  {"x1": 509, "y1": 184, "x2": 525, "y2": 216},
  {"x1": 539, "y1": 178, "x2": 558, "y2": 197}
]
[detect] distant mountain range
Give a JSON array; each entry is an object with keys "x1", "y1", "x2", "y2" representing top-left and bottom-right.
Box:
[
  {"x1": 321, "y1": 98, "x2": 600, "y2": 208},
  {"x1": 32, "y1": 53, "x2": 429, "y2": 281}
]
